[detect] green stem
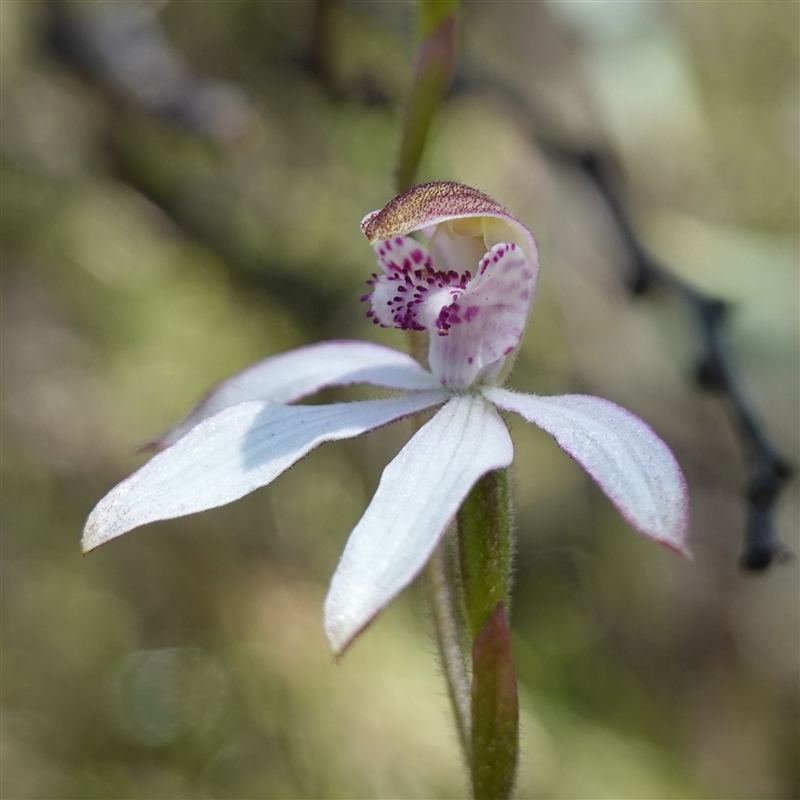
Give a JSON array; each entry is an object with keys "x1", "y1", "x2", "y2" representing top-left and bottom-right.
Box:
[
  {"x1": 396, "y1": 3, "x2": 459, "y2": 193},
  {"x1": 458, "y1": 470, "x2": 519, "y2": 799},
  {"x1": 457, "y1": 469, "x2": 513, "y2": 639},
  {"x1": 470, "y1": 602, "x2": 519, "y2": 800},
  {"x1": 424, "y1": 542, "x2": 472, "y2": 759}
]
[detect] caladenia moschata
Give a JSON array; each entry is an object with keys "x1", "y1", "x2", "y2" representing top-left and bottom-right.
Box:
[{"x1": 84, "y1": 181, "x2": 690, "y2": 797}]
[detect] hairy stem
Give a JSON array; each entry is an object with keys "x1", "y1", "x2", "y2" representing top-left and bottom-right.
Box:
[
  {"x1": 458, "y1": 469, "x2": 513, "y2": 638},
  {"x1": 471, "y1": 602, "x2": 519, "y2": 800},
  {"x1": 425, "y1": 542, "x2": 472, "y2": 759},
  {"x1": 459, "y1": 469, "x2": 519, "y2": 799}
]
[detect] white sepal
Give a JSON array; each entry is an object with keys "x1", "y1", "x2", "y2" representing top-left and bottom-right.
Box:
[
  {"x1": 485, "y1": 388, "x2": 690, "y2": 555},
  {"x1": 156, "y1": 340, "x2": 441, "y2": 447},
  {"x1": 324, "y1": 394, "x2": 514, "y2": 656},
  {"x1": 83, "y1": 391, "x2": 448, "y2": 552}
]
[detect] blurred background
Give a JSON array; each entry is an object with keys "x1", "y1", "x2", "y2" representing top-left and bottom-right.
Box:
[{"x1": 1, "y1": 1, "x2": 798, "y2": 798}]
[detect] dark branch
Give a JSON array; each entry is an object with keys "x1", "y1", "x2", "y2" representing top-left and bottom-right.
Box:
[{"x1": 452, "y1": 70, "x2": 793, "y2": 571}]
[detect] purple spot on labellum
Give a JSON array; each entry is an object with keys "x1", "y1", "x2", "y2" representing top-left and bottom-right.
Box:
[{"x1": 465, "y1": 306, "x2": 480, "y2": 322}]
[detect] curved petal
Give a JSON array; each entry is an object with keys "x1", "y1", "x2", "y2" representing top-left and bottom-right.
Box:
[
  {"x1": 83, "y1": 391, "x2": 448, "y2": 552},
  {"x1": 428, "y1": 242, "x2": 535, "y2": 388},
  {"x1": 155, "y1": 340, "x2": 440, "y2": 447},
  {"x1": 485, "y1": 388, "x2": 689, "y2": 555},
  {"x1": 324, "y1": 395, "x2": 514, "y2": 656}
]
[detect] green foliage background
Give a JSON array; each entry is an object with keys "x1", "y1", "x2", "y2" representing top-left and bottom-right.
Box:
[{"x1": 2, "y1": 2, "x2": 798, "y2": 798}]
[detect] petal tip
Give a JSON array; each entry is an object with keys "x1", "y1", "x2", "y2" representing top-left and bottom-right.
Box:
[
  {"x1": 324, "y1": 588, "x2": 386, "y2": 659},
  {"x1": 628, "y1": 492, "x2": 690, "y2": 559},
  {"x1": 659, "y1": 533, "x2": 692, "y2": 560},
  {"x1": 636, "y1": 495, "x2": 691, "y2": 559},
  {"x1": 323, "y1": 611, "x2": 362, "y2": 661},
  {"x1": 81, "y1": 521, "x2": 102, "y2": 554}
]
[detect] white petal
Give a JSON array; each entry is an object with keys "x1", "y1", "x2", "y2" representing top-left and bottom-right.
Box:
[
  {"x1": 324, "y1": 395, "x2": 514, "y2": 655},
  {"x1": 155, "y1": 341, "x2": 440, "y2": 447},
  {"x1": 428, "y1": 242, "x2": 535, "y2": 388},
  {"x1": 83, "y1": 391, "x2": 448, "y2": 552},
  {"x1": 485, "y1": 388, "x2": 689, "y2": 554}
]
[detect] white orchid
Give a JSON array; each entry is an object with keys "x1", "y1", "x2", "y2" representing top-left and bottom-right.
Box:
[{"x1": 83, "y1": 182, "x2": 689, "y2": 656}]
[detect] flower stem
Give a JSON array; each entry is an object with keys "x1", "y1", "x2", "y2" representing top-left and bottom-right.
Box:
[
  {"x1": 396, "y1": 1, "x2": 459, "y2": 192},
  {"x1": 470, "y1": 601, "x2": 518, "y2": 800},
  {"x1": 457, "y1": 469, "x2": 513, "y2": 639},
  {"x1": 458, "y1": 469, "x2": 519, "y2": 799},
  {"x1": 425, "y1": 539, "x2": 472, "y2": 759}
]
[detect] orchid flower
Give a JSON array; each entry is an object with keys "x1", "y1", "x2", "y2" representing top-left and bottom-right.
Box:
[{"x1": 83, "y1": 182, "x2": 689, "y2": 656}]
